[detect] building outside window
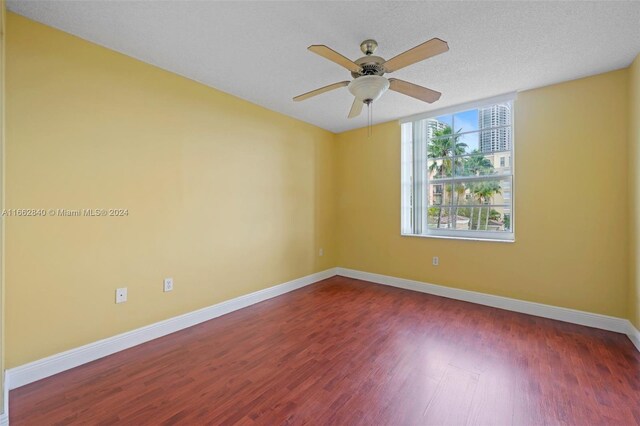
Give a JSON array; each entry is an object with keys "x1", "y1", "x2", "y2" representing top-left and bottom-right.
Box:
[{"x1": 401, "y1": 95, "x2": 515, "y2": 241}]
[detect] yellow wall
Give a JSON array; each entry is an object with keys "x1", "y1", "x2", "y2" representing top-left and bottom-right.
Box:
[
  {"x1": 629, "y1": 54, "x2": 640, "y2": 329},
  {"x1": 5, "y1": 13, "x2": 337, "y2": 367},
  {"x1": 336, "y1": 70, "x2": 630, "y2": 318},
  {"x1": 0, "y1": 0, "x2": 5, "y2": 415}
]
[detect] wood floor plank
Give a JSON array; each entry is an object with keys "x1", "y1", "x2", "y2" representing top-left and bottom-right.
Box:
[
  {"x1": 10, "y1": 276, "x2": 640, "y2": 425},
  {"x1": 465, "y1": 357, "x2": 516, "y2": 425},
  {"x1": 423, "y1": 365, "x2": 479, "y2": 425}
]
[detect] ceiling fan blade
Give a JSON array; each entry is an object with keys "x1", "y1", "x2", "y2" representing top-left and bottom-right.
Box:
[
  {"x1": 383, "y1": 38, "x2": 449, "y2": 73},
  {"x1": 293, "y1": 81, "x2": 350, "y2": 102},
  {"x1": 308, "y1": 45, "x2": 362, "y2": 73},
  {"x1": 348, "y1": 98, "x2": 363, "y2": 118},
  {"x1": 388, "y1": 78, "x2": 441, "y2": 103}
]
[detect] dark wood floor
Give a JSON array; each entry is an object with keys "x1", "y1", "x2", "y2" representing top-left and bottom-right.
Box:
[{"x1": 10, "y1": 276, "x2": 640, "y2": 425}]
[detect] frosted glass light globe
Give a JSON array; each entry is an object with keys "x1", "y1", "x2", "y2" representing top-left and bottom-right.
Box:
[{"x1": 348, "y1": 75, "x2": 390, "y2": 102}]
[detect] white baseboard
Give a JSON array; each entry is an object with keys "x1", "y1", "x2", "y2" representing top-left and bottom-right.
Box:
[
  {"x1": 626, "y1": 320, "x2": 640, "y2": 352},
  {"x1": 336, "y1": 268, "x2": 636, "y2": 340},
  {"x1": 6, "y1": 268, "x2": 337, "y2": 391},
  {"x1": 1, "y1": 375, "x2": 7, "y2": 426}
]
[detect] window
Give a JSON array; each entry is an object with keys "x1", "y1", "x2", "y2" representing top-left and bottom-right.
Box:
[{"x1": 401, "y1": 95, "x2": 515, "y2": 241}]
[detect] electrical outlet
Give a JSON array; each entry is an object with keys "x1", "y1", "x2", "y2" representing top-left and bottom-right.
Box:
[
  {"x1": 432, "y1": 256, "x2": 439, "y2": 266},
  {"x1": 115, "y1": 287, "x2": 127, "y2": 304},
  {"x1": 163, "y1": 277, "x2": 174, "y2": 292},
  {"x1": 319, "y1": 248, "x2": 324, "y2": 257}
]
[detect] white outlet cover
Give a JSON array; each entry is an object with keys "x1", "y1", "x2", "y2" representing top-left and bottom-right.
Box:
[
  {"x1": 116, "y1": 287, "x2": 127, "y2": 304},
  {"x1": 164, "y1": 277, "x2": 174, "y2": 292},
  {"x1": 432, "y1": 257, "x2": 439, "y2": 266}
]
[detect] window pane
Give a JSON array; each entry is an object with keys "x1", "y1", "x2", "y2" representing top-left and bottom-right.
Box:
[
  {"x1": 432, "y1": 114, "x2": 452, "y2": 129},
  {"x1": 427, "y1": 135, "x2": 456, "y2": 159},
  {"x1": 428, "y1": 177, "x2": 512, "y2": 208},
  {"x1": 428, "y1": 183, "x2": 453, "y2": 206},
  {"x1": 453, "y1": 109, "x2": 479, "y2": 134},
  {"x1": 429, "y1": 205, "x2": 511, "y2": 232},
  {"x1": 427, "y1": 207, "x2": 442, "y2": 229},
  {"x1": 429, "y1": 127, "x2": 512, "y2": 157},
  {"x1": 453, "y1": 205, "x2": 511, "y2": 232},
  {"x1": 450, "y1": 206, "x2": 472, "y2": 230},
  {"x1": 458, "y1": 131, "x2": 479, "y2": 153},
  {"x1": 478, "y1": 103, "x2": 512, "y2": 130},
  {"x1": 424, "y1": 117, "x2": 452, "y2": 144},
  {"x1": 478, "y1": 127, "x2": 512, "y2": 153},
  {"x1": 456, "y1": 177, "x2": 511, "y2": 207},
  {"x1": 428, "y1": 158, "x2": 454, "y2": 179},
  {"x1": 454, "y1": 152, "x2": 511, "y2": 178},
  {"x1": 428, "y1": 205, "x2": 467, "y2": 230}
]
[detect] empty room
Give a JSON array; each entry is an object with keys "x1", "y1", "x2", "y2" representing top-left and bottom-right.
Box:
[{"x1": 0, "y1": 0, "x2": 639, "y2": 424}]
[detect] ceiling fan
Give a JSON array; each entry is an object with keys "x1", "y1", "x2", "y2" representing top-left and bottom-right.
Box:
[{"x1": 293, "y1": 38, "x2": 449, "y2": 119}]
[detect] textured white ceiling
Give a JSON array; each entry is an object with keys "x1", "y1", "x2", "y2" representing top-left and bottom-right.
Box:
[{"x1": 8, "y1": 1, "x2": 640, "y2": 133}]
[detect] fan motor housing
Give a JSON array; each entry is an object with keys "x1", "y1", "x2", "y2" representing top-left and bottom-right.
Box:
[{"x1": 351, "y1": 55, "x2": 386, "y2": 78}]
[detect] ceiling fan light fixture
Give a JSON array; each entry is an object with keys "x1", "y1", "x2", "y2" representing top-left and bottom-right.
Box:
[{"x1": 348, "y1": 75, "x2": 389, "y2": 103}]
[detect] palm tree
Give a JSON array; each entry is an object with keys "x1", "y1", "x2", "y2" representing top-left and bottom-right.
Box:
[
  {"x1": 469, "y1": 180, "x2": 501, "y2": 230},
  {"x1": 427, "y1": 126, "x2": 467, "y2": 175},
  {"x1": 463, "y1": 150, "x2": 493, "y2": 176},
  {"x1": 427, "y1": 126, "x2": 466, "y2": 228},
  {"x1": 462, "y1": 150, "x2": 494, "y2": 228}
]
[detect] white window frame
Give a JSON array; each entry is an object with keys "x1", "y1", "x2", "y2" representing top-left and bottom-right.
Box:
[{"x1": 400, "y1": 93, "x2": 516, "y2": 242}]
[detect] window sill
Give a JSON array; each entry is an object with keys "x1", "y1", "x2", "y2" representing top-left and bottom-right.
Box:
[{"x1": 401, "y1": 232, "x2": 515, "y2": 243}]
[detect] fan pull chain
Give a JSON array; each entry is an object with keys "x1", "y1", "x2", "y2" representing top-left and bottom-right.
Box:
[{"x1": 367, "y1": 101, "x2": 372, "y2": 137}]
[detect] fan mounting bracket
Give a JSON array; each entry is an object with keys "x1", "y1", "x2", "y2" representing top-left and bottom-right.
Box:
[{"x1": 360, "y1": 39, "x2": 378, "y2": 55}]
